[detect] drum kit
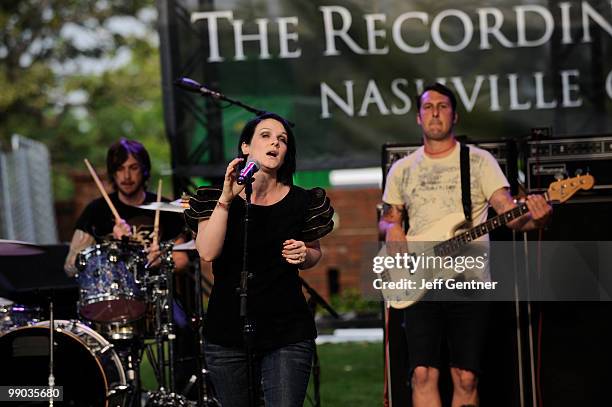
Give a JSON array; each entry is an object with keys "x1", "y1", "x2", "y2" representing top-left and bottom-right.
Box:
[{"x1": 0, "y1": 226, "x2": 217, "y2": 406}]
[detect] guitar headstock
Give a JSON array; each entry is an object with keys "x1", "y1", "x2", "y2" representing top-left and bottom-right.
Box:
[{"x1": 547, "y1": 174, "x2": 595, "y2": 203}]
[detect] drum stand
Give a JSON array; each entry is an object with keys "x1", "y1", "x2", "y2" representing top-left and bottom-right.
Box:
[
  {"x1": 144, "y1": 243, "x2": 190, "y2": 406},
  {"x1": 119, "y1": 340, "x2": 144, "y2": 407},
  {"x1": 190, "y1": 255, "x2": 220, "y2": 406},
  {"x1": 48, "y1": 299, "x2": 55, "y2": 407}
]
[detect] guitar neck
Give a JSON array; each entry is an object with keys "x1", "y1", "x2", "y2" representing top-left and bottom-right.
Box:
[{"x1": 434, "y1": 192, "x2": 549, "y2": 257}]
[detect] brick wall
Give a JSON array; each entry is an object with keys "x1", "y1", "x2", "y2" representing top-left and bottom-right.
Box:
[
  {"x1": 300, "y1": 187, "x2": 382, "y2": 301},
  {"x1": 55, "y1": 172, "x2": 114, "y2": 242}
]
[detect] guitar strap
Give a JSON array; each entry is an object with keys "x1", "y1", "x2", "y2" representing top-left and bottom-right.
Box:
[{"x1": 460, "y1": 143, "x2": 472, "y2": 222}]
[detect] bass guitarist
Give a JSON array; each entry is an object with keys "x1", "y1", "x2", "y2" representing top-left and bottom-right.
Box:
[{"x1": 379, "y1": 83, "x2": 552, "y2": 407}]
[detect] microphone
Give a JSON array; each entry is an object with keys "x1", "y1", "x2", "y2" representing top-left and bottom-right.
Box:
[
  {"x1": 174, "y1": 77, "x2": 222, "y2": 98},
  {"x1": 237, "y1": 159, "x2": 259, "y2": 185}
]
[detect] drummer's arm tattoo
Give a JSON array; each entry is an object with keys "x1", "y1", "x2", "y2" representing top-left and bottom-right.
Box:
[{"x1": 64, "y1": 229, "x2": 95, "y2": 277}]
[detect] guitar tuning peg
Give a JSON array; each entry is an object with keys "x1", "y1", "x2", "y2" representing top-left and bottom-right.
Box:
[
  {"x1": 554, "y1": 173, "x2": 564, "y2": 181},
  {"x1": 574, "y1": 169, "x2": 583, "y2": 176}
]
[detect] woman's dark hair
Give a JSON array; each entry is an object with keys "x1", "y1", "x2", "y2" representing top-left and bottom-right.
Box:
[
  {"x1": 237, "y1": 112, "x2": 296, "y2": 185},
  {"x1": 106, "y1": 138, "x2": 151, "y2": 189}
]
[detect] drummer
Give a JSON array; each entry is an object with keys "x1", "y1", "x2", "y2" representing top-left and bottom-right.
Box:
[
  {"x1": 64, "y1": 138, "x2": 188, "y2": 276},
  {"x1": 64, "y1": 138, "x2": 197, "y2": 397}
]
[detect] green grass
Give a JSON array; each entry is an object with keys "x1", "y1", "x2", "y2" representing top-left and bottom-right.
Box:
[
  {"x1": 307, "y1": 342, "x2": 383, "y2": 406},
  {"x1": 140, "y1": 341, "x2": 384, "y2": 406},
  {"x1": 139, "y1": 343, "x2": 159, "y2": 391}
]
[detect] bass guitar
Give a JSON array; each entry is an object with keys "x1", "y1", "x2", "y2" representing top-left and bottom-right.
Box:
[{"x1": 377, "y1": 174, "x2": 594, "y2": 309}]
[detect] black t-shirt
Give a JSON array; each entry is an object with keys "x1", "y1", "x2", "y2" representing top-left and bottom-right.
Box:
[
  {"x1": 75, "y1": 191, "x2": 186, "y2": 244},
  {"x1": 185, "y1": 185, "x2": 334, "y2": 350}
]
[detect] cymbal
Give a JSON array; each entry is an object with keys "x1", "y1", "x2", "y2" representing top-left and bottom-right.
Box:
[
  {"x1": 0, "y1": 297, "x2": 13, "y2": 306},
  {"x1": 135, "y1": 199, "x2": 187, "y2": 213},
  {"x1": 173, "y1": 240, "x2": 196, "y2": 251},
  {"x1": 0, "y1": 239, "x2": 45, "y2": 256}
]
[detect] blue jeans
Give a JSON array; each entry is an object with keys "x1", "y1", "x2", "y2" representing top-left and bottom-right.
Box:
[{"x1": 205, "y1": 340, "x2": 314, "y2": 407}]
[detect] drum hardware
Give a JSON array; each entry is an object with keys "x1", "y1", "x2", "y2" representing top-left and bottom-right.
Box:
[
  {"x1": 125, "y1": 354, "x2": 136, "y2": 381},
  {"x1": 98, "y1": 343, "x2": 114, "y2": 355},
  {"x1": 190, "y1": 253, "x2": 220, "y2": 407},
  {"x1": 181, "y1": 375, "x2": 198, "y2": 398},
  {"x1": 143, "y1": 241, "x2": 190, "y2": 406},
  {"x1": 164, "y1": 234, "x2": 219, "y2": 405},
  {"x1": 0, "y1": 239, "x2": 45, "y2": 256},
  {"x1": 107, "y1": 385, "x2": 131, "y2": 397},
  {"x1": 49, "y1": 299, "x2": 55, "y2": 407},
  {"x1": 114, "y1": 341, "x2": 145, "y2": 407},
  {"x1": 94, "y1": 320, "x2": 149, "y2": 342},
  {"x1": 145, "y1": 388, "x2": 193, "y2": 406},
  {"x1": 0, "y1": 303, "x2": 43, "y2": 334}
]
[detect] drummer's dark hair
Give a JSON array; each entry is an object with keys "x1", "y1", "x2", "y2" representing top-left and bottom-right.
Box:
[{"x1": 106, "y1": 139, "x2": 151, "y2": 189}]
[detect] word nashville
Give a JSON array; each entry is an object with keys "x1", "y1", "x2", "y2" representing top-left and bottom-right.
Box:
[{"x1": 372, "y1": 253, "x2": 487, "y2": 275}]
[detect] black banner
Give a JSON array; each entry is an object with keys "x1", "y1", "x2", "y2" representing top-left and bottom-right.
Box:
[{"x1": 159, "y1": 0, "x2": 612, "y2": 175}]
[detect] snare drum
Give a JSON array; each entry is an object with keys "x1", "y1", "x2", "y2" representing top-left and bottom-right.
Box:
[
  {"x1": 0, "y1": 320, "x2": 127, "y2": 407},
  {"x1": 77, "y1": 242, "x2": 146, "y2": 323}
]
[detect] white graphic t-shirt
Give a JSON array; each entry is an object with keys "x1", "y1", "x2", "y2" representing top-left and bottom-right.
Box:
[
  {"x1": 383, "y1": 143, "x2": 510, "y2": 282},
  {"x1": 383, "y1": 143, "x2": 509, "y2": 237}
]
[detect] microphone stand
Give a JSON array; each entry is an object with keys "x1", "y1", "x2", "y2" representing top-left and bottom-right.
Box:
[
  {"x1": 175, "y1": 77, "x2": 265, "y2": 116},
  {"x1": 174, "y1": 77, "x2": 295, "y2": 126},
  {"x1": 300, "y1": 277, "x2": 339, "y2": 319},
  {"x1": 199, "y1": 88, "x2": 265, "y2": 117},
  {"x1": 48, "y1": 299, "x2": 55, "y2": 407},
  {"x1": 239, "y1": 181, "x2": 258, "y2": 407},
  {"x1": 189, "y1": 253, "x2": 218, "y2": 406}
]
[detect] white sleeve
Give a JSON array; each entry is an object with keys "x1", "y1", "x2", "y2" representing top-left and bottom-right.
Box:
[
  {"x1": 479, "y1": 151, "x2": 510, "y2": 200},
  {"x1": 382, "y1": 161, "x2": 406, "y2": 206}
]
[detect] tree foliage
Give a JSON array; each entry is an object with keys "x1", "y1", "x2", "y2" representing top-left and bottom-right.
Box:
[{"x1": 0, "y1": 0, "x2": 171, "y2": 200}]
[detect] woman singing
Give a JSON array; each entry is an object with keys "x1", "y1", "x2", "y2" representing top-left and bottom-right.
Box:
[{"x1": 185, "y1": 112, "x2": 334, "y2": 406}]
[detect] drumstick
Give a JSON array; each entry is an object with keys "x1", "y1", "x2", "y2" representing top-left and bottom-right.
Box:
[
  {"x1": 153, "y1": 179, "x2": 162, "y2": 247},
  {"x1": 83, "y1": 158, "x2": 121, "y2": 223}
]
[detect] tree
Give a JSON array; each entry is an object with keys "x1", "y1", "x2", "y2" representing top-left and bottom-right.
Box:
[{"x1": 0, "y1": 0, "x2": 171, "y2": 200}]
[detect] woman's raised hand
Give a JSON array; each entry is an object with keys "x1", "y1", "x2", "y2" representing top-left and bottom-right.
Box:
[{"x1": 220, "y1": 158, "x2": 245, "y2": 204}]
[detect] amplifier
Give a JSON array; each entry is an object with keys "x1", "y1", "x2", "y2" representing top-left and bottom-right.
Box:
[
  {"x1": 527, "y1": 136, "x2": 612, "y2": 198},
  {"x1": 381, "y1": 143, "x2": 420, "y2": 188},
  {"x1": 382, "y1": 140, "x2": 515, "y2": 190}
]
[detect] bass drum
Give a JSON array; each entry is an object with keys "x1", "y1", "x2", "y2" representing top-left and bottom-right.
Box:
[{"x1": 0, "y1": 320, "x2": 127, "y2": 407}]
